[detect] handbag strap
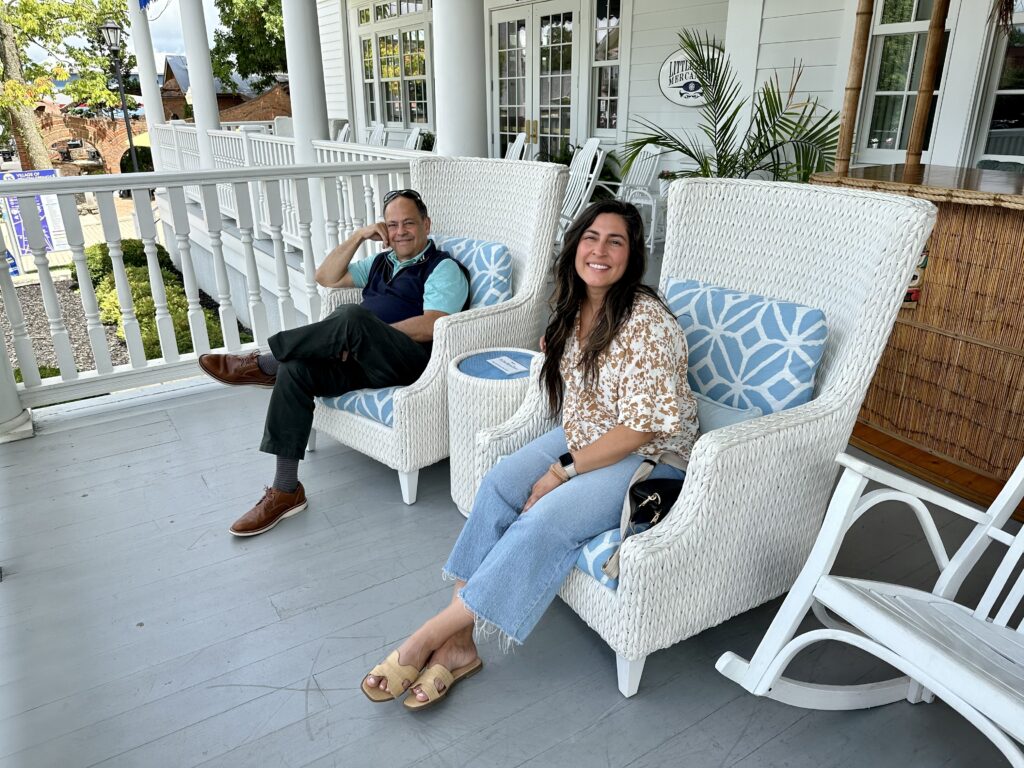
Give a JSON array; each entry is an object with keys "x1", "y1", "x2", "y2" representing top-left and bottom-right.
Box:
[{"x1": 600, "y1": 450, "x2": 689, "y2": 581}]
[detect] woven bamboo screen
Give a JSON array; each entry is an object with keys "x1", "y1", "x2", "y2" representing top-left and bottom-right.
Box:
[{"x1": 813, "y1": 170, "x2": 1024, "y2": 488}]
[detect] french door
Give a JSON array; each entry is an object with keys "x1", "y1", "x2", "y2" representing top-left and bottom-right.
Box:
[{"x1": 490, "y1": 1, "x2": 580, "y2": 159}]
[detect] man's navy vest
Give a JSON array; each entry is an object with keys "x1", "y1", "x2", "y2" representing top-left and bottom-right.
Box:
[{"x1": 360, "y1": 242, "x2": 463, "y2": 324}]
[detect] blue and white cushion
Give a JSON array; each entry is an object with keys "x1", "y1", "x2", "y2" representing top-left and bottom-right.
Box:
[
  {"x1": 665, "y1": 278, "x2": 828, "y2": 414},
  {"x1": 433, "y1": 235, "x2": 513, "y2": 308},
  {"x1": 320, "y1": 386, "x2": 402, "y2": 427},
  {"x1": 576, "y1": 528, "x2": 625, "y2": 590}
]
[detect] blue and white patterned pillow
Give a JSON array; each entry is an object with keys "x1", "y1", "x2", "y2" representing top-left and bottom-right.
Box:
[
  {"x1": 665, "y1": 278, "x2": 827, "y2": 414},
  {"x1": 434, "y1": 236, "x2": 513, "y2": 309},
  {"x1": 576, "y1": 528, "x2": 625, "y2": 590},
  {"x1": 320, "y1": 386, "x2": 402, "y2": 427}
]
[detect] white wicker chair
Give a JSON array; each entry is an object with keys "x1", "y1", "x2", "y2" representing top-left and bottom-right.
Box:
[
  {"x1": 474, "y1": 178, "x2": 936, "y2": 697},
  {"x1": 310, "y1": 157, "x2": 568, "y2": 504}
]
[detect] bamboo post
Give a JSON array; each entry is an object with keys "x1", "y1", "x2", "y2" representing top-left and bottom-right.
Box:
[
  {"x1": 903, "y1": 0, "x2": 951, "y2": 170},
  {"x1": 835, "y1": 0, "x2": 876, "y2": 176}
]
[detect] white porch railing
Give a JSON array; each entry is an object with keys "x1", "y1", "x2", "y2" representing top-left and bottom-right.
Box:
[{"x1": 0, "y1": 160, "x2": 410, "y2": 411}]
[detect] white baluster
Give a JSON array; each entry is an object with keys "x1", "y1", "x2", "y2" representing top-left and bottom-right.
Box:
[
  {"x1": 339, "y1": 173, "x2": 355, "y2": 240},
  {"x1": 131, "y1": 189, "x2": 179, "y2": 362},
  {"x1": 96, "y1": 191, "x2": 147, "y2": 367},
  {"x1": 56, "y1": 194, "x2": 112, "y2": 375},
  {"x1": 0, "y1": 226, "x2": 41, "y2": 386},
  {"x1": 261, "y1": 179, "x2": 296, "y2": 331},
  {"x1": 199, "y1": 183, "x2": 241, "y2": 350},
  {"x1": 166, "y1": 186, "x2": 211, "y2": 354},
  {"x1": 19, "y1": 194, "x2": 77, "y2": 379},
  {"x1": 233, "y1": 180, "x2": 270, "y2": 345},
  {"x1": 323, "y1": 173, "x2": 341, "y2": 252},
  {"x1": 291, "y1": 177, "x2": 321, "y2": 323}
]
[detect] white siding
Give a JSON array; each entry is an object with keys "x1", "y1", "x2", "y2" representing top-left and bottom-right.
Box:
[
  {"x1": 756, "y1": 0, "x2": 846, "y2": 111},
  {"x1": 318, "y1": 0, "x2": 349, "y2": 121},
  {"x1": 623, "y1": 0, "x2": 729, "y2": 158}
]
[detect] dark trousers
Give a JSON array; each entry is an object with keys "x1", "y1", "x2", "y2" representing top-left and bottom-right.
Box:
[{"x1": 260, "y1": 304, "x2": 431, "y2": 460}]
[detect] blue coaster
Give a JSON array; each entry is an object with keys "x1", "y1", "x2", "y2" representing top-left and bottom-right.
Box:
[{"x1": 457, "y1": 350, "x2": 535, "y2": 380}]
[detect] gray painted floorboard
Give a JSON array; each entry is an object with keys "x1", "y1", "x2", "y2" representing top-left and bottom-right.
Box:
[{"x1": 0, "y1": 380, "x2": 1013, "y2": 767}]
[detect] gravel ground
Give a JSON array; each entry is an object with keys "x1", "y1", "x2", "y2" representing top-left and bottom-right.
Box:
[{"x1": 1, "y1": 275, "x2": 130, "y2": 375}]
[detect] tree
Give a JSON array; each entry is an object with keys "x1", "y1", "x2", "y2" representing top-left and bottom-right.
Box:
[
  {"x1": 0, "y1": 0, "x2": 130, "y2": 170},
  {"x1": 210, "y1": 0, "x2": 286, "y2": 93}
]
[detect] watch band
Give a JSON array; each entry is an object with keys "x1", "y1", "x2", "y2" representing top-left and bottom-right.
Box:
[{"x1": 558, "y1": 451, "x2": 578, "y2": 479}]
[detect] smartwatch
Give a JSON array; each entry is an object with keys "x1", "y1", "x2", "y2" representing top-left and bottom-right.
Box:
[{"x1": 558, "y1": 452, "x2": 578, "y2": 479}]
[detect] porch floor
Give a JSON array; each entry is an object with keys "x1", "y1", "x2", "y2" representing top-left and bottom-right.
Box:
[{"x1": 0, "y1": 381, "x2": 1010, "y2": 767}]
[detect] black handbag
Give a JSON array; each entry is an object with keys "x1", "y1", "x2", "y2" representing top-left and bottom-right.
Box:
[
  {"x1": 629, "y1": 477, "x2": 684, "y2": 527},
  {"x1": 602, "y1": 457, "x2": 686, "y2": 579}
]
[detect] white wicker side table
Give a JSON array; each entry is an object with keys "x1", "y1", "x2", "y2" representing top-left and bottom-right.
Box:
[{"x1": 448, "y1": 347, "x2": 538, "y2": 517}]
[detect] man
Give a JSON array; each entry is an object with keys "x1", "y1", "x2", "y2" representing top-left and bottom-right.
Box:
[{"x1": 198, "y1": 190, "x2": 469, "y2": 536}]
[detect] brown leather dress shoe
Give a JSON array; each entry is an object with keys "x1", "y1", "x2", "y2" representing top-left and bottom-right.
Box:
[
  {"x1": 198, "y1": 351, "x2": 276, "y2": 388},
  {"x1": 230, "y1": 484, "x2": 307, "y2": 537}
]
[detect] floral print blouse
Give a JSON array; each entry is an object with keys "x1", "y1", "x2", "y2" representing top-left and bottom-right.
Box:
[{"x1": 560, "y1": 292, "x2": 699, "y2": 461}]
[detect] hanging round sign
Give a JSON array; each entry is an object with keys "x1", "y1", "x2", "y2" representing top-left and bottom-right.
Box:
[{"x1": 658, "y1": 47, "x2": 718, "y2": 107}]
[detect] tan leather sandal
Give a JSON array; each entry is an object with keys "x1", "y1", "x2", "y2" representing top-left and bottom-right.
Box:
[
  {"x1": 403, "y1": 658, "x2": 483, "y2": 711},
  {"x1": 360, "y1": 650, "x2": 421, "y2": 702}
]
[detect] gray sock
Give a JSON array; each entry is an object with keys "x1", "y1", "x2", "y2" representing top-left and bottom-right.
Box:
[
  {"x1": 257, "y1": 353, "x2": 279, "y2": 377},
  {"x1": 273, "y1": 456, "x2": 300, "y2": 493}
]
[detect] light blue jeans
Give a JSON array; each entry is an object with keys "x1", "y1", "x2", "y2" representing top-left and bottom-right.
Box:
[{"x1": 443, "y1": 427, "x2": 686, "y2": 647}]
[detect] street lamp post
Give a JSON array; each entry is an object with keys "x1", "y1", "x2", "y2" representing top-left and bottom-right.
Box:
[{"x1": 100, "y1": 19, "x2": 140, "y2": 174}]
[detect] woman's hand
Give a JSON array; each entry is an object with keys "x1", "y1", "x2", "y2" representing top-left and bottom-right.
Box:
[{"x1": 522, "y1": 468, "x2": 562, "y2": 513}]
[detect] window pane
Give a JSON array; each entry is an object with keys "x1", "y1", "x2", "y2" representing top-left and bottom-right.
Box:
[
  {"x1": 877, "y1": 34, "x2": 914, "y2": 91},
  {"x1": 361, "y1": 38, "x2": 374, "y2": 80},
  {"x1": 998, "y1": 25, "x2": 1024, "y2": 90},
  {"x1": 897, "y1": 93, "x2": 937, "y2": 149},
  {"x1": 378, "y1": 33, "x2": 400, "y2": 79},
  {"x1": 914, "y1": 0, "x2": 934, "y2": 21},
  {"x1": 406, "y1": 80, "x2": 428, "y2": 123},
  {"x1": 382, "y1": 80, "x2": 402, "y2": 122},
  {"x1": 881, "y1": 0, "x2": 913, "y2": 23},
  {"x1": 594, "y1": 0, "x2": 620, "y2": 61},
  {"x1": 909, "y1": 31, "x2": 949, "y2": 89},
  {"x1": 375, "y1": 1, "x2": 397, "y2": 21},
  {"x1": 867, "y1": 94, "x2": 903, "y2": 150},
  {"x1": 402, "y1": 29, "x2": 426, "y2": 76},
  {"x1": 986, "y1": 94, "x2": 1024, "y2": 155},
  {"x1": 358, "y1": 7, "x2": 371, "y2": 25},
  {"x1": 365, "y1": 83, "x2": 377, "y2": 123},
  {"x1": 400, "y1": 0, "x2": 423, "y2": 12}
]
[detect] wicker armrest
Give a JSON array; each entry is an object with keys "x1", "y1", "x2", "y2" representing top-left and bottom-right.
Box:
[
  {"x1": 319, "y1": 286, "x2": 363, "y2": 315},
  {"x1": 474, "y1": 356, "x2": 554, "y2": 486}
]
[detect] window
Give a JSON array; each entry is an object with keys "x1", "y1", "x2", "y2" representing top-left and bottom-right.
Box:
[
  {"x1": 859, "y1": 0, "x2": 951, "y2": 160},
  {"x1": 361, "y1": 37, "x2": 377, "y2": 124},
  {"x1": 353, "y1": 2, "x2": 432, "y2": 129},
  {"x1": 979, "y1": 4, "x2": 1024, "y2": 161},
  {"x1": 592, "y1": 0, "x2": 620, "y2": 132}
]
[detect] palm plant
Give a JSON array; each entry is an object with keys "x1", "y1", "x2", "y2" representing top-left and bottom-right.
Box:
[{"x1": 622, "y1": 29, "x2": 840, "y2": 182}]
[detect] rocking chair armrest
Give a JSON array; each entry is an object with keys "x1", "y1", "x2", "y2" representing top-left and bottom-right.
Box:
[{"x1": 834, "y1": 453, "x2": 987, "y2": 522}]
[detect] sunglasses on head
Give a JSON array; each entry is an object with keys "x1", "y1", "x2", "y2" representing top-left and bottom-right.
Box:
[{"x1": 382, "y1": 189, "x2": 423, "y2": 206}]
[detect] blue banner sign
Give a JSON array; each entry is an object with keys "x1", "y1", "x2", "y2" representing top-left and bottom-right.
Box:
[{"x1": 1, "y1": 169, "x2": 69, "y2": 258}]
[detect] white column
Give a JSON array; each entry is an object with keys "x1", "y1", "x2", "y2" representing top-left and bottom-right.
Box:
[
  {"x1": 0, "y1": 332, "x2": 31, "y2": 443},
  {"x1": 179, "y1": 0, "x2": 221, "y2": 168},
  {"x1": 127, "y1": 0, "x2": 166, "y2": 170},
  {"x1": 282, "y1": 0, "x2": 330, "y2": 267},
  {"x1": 433, "y1": 0, "x2": 487, "y2": 157}
]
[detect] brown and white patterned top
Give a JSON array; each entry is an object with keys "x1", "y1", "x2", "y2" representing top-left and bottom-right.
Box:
[{"x1": 560, "y1": 292, "x2": 699, "y2": 461}]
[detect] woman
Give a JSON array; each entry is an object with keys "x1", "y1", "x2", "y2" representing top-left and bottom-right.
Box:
[{"x1": 361, "y1": 199, "x2": 699, "y2": 709}]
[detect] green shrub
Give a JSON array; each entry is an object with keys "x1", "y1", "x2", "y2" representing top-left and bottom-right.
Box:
[
  {"x1": 96, "y1": 266, "x2": 232, "y2": 360},
  {"x1": 13, "y1": 365, "x2": 61, "y2": 383},
  {"x1": 85, "y1": 239, "x2": 173, "y2": 287}
]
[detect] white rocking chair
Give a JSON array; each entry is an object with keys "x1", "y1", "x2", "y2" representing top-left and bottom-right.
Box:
[
  {"x1": 718, "y1": 452, "x2": 1024, "y2": 767},
  {"x1": 555, "y1": 137, "x2": 605, "y2": 244},
  {"x1": 594, "y1": 143, "x2": 661, "y2": 248},
  {"x1": 504, "y1": 132, "x2": 527, "y2": 160},
  {"x1": 366, "y1": 124, "x2": 388, "y2": 146},
  {"x1": 404, "y1": 127, "x2": 424, "y2": 151}
]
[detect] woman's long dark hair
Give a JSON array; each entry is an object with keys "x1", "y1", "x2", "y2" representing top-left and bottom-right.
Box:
[{"x1": 540, "y1": 199, "x2": 664, "y2": 415}]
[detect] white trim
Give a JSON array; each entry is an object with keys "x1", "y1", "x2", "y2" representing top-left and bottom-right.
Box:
[
  {"x1": 613, "y1": 0, "x2": 634, "y2": 152},
  {"x1": 724, "y1": 0, "x2": 765, "y2": 138}
]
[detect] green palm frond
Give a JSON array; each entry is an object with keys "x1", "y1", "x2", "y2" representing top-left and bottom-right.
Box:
[{"x1": 621, "y1": 29, "x2": 840, "y2": 183}]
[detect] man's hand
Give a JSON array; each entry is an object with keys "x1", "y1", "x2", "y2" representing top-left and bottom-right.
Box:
[
  {"x1": 522, "y1": 467, "x2": 563, "y2": 513},
  {"x1": 358, "y1": 221, "x2": 390, "y2": 248},
  {"x1": 316, "y1": 223, "x2": 389, "y2": 289}
]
